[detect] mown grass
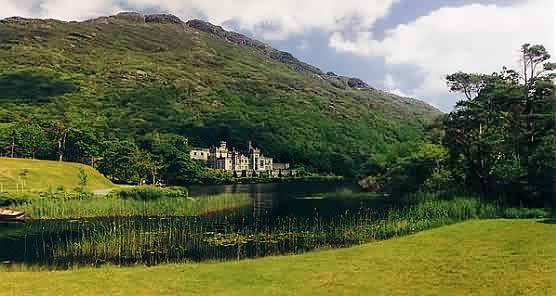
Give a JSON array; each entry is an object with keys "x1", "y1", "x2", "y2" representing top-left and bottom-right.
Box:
[
  {"x1": 0, "y1": 157, "x2": 114, "y2": 191},
  {"x1": 1, "y1": 219, "x2": 554, "y2": 295}
]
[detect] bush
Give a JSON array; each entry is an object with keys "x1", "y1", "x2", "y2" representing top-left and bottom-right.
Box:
[
  {"x1": 111, "y1": 186, "x2": 188, "y2": 201},
  {"x1": 0, "y1": 189, "x2": 93, "y2": 206},
  {"x1": 502, "y1": 208, "x2": 546, "y2": 219}
]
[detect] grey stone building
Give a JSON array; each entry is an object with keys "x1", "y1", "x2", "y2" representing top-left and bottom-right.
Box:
[{"x1": 190, "y1": 141, "x2": 296, "y2": 177}]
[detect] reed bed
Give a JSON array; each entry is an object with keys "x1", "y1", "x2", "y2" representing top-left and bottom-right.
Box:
[
  {"x1": 16, "y1": 193, "x2": 252, "y2": 219},
  {"x1": 1, "y1": 196, "x2": 549, "y2": 269}
]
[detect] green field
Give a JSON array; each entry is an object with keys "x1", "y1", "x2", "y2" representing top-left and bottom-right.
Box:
[
  {"x1": 2, "y1": 219, "x2": 554, "y2": 295},
  {"x1": 0, "y1": 157, "x2": 114, "y2": 191}
]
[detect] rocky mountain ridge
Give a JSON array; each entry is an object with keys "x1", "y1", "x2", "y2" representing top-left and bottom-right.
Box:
[{"x1": 1, "y1": 12, "x2": 379, "y2": 92}]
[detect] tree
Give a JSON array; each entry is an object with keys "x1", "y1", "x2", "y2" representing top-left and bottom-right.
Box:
[
  {"x1": 382, "y1": 143, "x2": 451, "y2": 196},
  {"x1": 76, "y1": 168, "x2": 89, "y2": 192},
  {"x1": 46, "y1": 118, "x2": 77, "y2": 162},
  {"x1": 15, "y1": 121, "x2": 49, "y2": 159},
  {"x1": 442, "y1": 43, "x2": 555, "y2": 205}
]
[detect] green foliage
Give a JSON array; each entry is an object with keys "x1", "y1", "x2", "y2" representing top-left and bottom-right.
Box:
[
  {"x1": 9, "y1": 191, "x2": 250, "y2": 219},
  {"x1": 322, "y1": 188, "x2": 384, "y2": 200},
  {"x1": 0, "y1": 188, "x2": 93, "y2": 206},
  {"x1": 77, "y1": 168, "x2": 88, "y2": 189},
  {"x1": 0, "y1": 69, "x2": 78, "y2": 103},
  {"x1": 502, "y1": 207, "x2": 547, "y2": 219},
  {"x1": 376, "y1": 143, "x2": 454, "y2": 196},
  {"x1": 111, "y1": 186, "x2": 187, "y2": 201},
  {"x1": 442, "y1": 43, "x2": 555, "y2": 206},
  {"x1": 0, "y1": 17, "x2": 438, "y2": 183}
]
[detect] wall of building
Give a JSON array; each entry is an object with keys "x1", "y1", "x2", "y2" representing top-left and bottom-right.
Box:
[
  {"x1": 194, "y1": 141, "x2": 294, "y2": 177},
  {"x1": 190, "y1": 148, "x2": 210, "y2": 162}
]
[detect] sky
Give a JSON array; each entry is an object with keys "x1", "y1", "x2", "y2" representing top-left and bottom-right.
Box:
[{"x1": 1, "y1": 0, "x2": 554, "y2": 111}]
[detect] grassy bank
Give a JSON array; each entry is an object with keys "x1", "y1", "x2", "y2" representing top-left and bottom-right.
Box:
[
  {"x1": 0, "y1": 157, "x2": 113, "y2": 191},
  {"x1": 2, "y1": 219, "x2": 554, "y2": 295},
  {"x1": 2, "y1": 187, "x2": 251, "y2": 219}
]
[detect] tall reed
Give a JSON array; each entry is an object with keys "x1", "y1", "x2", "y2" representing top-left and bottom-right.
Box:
[
  {"x1": 2, "y1": 194, "x2": 549, "y2": 269},
  {"x1": 16, "y1": 192, "x2": 251, "y2": 219}
]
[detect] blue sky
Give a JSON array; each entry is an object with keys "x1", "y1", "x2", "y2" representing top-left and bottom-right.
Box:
[{"x1": 1, "y1": 0, "x2": 554, "y2": 111}]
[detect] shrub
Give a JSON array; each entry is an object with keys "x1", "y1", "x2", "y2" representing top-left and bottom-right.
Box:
[
  {"x1": 502, "y1": 208, "x2": 546, "y2": 219},
  {"x1": 112, "y1": 186, "x2": 187, "y2": 201}
]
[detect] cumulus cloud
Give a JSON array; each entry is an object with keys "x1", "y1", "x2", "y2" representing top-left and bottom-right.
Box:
[
  {"x1": 1, "y1": 0, "x2": 398, "y2": 39},
  {"x1": 383, "y1": 73, "x2": 412, "y2": 99},
  {"x1": 38, "y1": 0, "x2": 123, "y2": 20},
  {"x1": 0, "y1": 0, "x2": 34, "y2": 19},
  {"x1": 330, "y1": 0, "x2": 555, "y2": 106}
]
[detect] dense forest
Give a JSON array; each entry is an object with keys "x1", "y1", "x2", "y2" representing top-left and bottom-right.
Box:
[{"x1": 0, "y1": 13, "x2": 438, "y2": 184}]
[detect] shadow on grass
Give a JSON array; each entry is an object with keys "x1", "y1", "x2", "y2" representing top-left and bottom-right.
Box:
[{"x1": 537, "y1": 219, "x2": 556, "y2": 224}]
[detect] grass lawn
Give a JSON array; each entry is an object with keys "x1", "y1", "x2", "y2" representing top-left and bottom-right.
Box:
[
  {"x1": 1, "y1": 219, "x2": 554, "y2": 295},
  {"x1": 0, "y1": 157, "x2": 114, "y2": 191}
]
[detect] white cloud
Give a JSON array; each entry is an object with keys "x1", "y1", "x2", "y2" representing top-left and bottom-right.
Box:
[
  {"x1": 1, "y1": 0, "x2": 399, "y2": 40},
  {"x1": 0, "y1": 0, "x2": 34, "y2": 19},
  {"x1": 383, "y1": 73, "x2": 411, "y2": 98},
  {"x1": 139, "y1": 0, "x2": 399, "y2": 38},
  {"x1": 330, "y1": 0, "x2": 555, "y2": 106},
  {"x1": 38, "y1": 0, "x2": 123, "y2": 20}
]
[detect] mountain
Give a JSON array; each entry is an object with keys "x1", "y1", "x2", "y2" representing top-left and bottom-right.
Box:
[{"x1": 0, "y1": 12, "x2": 440, "y2": 177}]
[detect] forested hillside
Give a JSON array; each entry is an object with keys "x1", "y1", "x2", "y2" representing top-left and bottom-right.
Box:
[{"x1": 0, "y1": 12, "x2": 439, "y2": 183}]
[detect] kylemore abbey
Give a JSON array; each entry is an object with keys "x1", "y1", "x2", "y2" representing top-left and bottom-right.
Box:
[{"x1": 190, "y1": 141, "x2": 297, "y2": 177}]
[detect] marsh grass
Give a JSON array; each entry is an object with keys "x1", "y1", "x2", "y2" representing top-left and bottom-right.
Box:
[
  {"x1": 2, "y1": 188, "x2": 550, "y2": 269},
  {"x1": 4, "y1": 195, "x2": 549, "y2": 269},
  {"x1": 17, "y1": 193, "x2": 251, "y2": 219}
]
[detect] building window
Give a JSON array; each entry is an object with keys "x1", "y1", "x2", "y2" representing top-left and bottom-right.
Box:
[{"x1": 193, "y1": 152, "x2": 197, "y2": 155}]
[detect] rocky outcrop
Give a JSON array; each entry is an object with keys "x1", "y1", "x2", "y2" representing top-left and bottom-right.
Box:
[
  {"x1": 347, "y1": 78, "x2": 370, "y2": 89},
  {"x1": 186, "y1": 19, "x2": 374, "y2": 91},
  {"x1": 114, "y1": 12, "x2": 146, "y2": 23},
  {"x1": 186, "y1": 19, "x2": 271, "y2": 52},
  {"x1": 145, "y1": 14, "x2": 183, "y2": 25}
]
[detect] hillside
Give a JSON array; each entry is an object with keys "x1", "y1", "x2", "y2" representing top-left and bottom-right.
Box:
[
  {"x1": 0, "y1": 12, "x2": 440, "y2": 177},
  {"x1": 0, "y1": 157, "x2": 114, "y2": 191}
]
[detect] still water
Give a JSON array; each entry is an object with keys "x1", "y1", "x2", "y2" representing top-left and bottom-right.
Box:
[{"x1": 0, "y1": 182, "x2": 393, "y2": 268}]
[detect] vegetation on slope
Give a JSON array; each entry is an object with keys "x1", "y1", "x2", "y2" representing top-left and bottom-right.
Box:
[
  {"x1": 2, "y1": 220, "x2": 554, "y2": 295},
  {"x1": 0, "y1": 13, "x2": 439, "y2": 184},
  {"x1": 0, "y1": 157, "x2": 113, "y2": 191}
]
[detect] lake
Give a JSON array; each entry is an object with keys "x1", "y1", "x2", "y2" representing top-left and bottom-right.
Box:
[{"x1": 0, "y1": 182, "x2": 397, "y2": 269}]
